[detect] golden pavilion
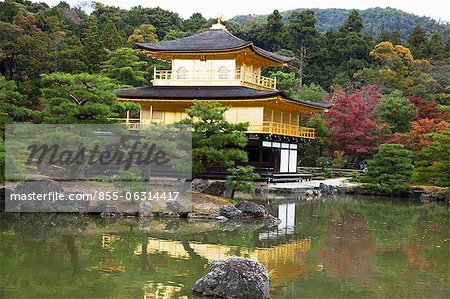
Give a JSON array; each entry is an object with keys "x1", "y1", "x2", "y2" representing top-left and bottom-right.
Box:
[{"x1": 115, "y1": 20, "x2": 330, "y2": 182}]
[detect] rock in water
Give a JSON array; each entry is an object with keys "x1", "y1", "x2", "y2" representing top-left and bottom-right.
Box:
[
  {"x1": 218, "y1": 205, "x2": 242, "y2": 219},
  {"x1": 192, "y1": 257, "x2": 270, "y2": 299},
  {"x1": 235, "y1": 201, "x2": 267, "y2": 218}
]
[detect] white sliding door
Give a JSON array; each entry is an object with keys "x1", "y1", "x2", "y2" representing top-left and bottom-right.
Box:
[{"x1": 280, "y1": 149, "x2": 289, "y2": 172}]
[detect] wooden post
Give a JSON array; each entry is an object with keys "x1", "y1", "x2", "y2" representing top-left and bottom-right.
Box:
[
  {"x1": 150, "y1": 105, "x2": 153, "y2": 123},
  {"x1": 126, "y1": 110, "x2": 130, "y2": 124},
  {"x1": 270, "y1": 110, "x2": 274, "y2": 134}
]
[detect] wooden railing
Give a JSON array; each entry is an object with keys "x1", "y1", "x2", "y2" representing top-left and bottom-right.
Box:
[
  {"x1": 113, "y1": 118, "x2": 315, "y2": 139},
  {"x1": 240, "y1": 72, "x2": 277, "y2": 89},
  {"x1": 248, "y1": 121, "x2": 315, "y2": 139},
  {"x1": 153, "y1": 68, "x2": 277, "y2": 90}
]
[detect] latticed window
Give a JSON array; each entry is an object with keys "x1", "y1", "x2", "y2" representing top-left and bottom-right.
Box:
[
  {"x1": 218, "y1": 66, "x2": 229, "y2": 79},
  {"x1": 177, "y1": 67, "x2": 187, "y2": 79}
]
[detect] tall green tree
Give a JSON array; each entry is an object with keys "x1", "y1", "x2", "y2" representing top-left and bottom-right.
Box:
[
  {"x1": 428, "y1": 32, "x2": 446, "y2": 60},
  {"x1": 261, "y1": 10, "x2": 284, "y2": 52},
  {"x1": 181, "y1": 101, "x2": 249, "y2": 175},
  {"x1": 0, "y1": 21, "x2": 23, "y2": 80},
  {"x1": 407, "y1": 25, "x2": 428, "y2": 58},
  {"x1": 340, "y1": 10, "x2": 363, "y2": 33},
  {"x1": 333, "y1": 10, "x2": 372, "y2": 86},
  {"x1": 42, "y1": 15, "x2": 85, "y2": 73},
  {"x1": 378, "y1": 90, "x2": 417, "y2": 133},
  {"x1": 101, "y1": 48, "x2": 147, "y2": 87},
  {"x1": 101, "y1": 20, "x2": 125, "y2": 51},
  {"x1": 288, "y1": 10, "x2": 317, "y2": 90},
  {"x1": 39, "y1": 72, "x2": 134, "y2": 123},
  {"x1": 269, "y1": 71, "x2": 298, "y2": 95},
  {"x1": 81, "y1": 17, "x2": 105, "y2": 73}
]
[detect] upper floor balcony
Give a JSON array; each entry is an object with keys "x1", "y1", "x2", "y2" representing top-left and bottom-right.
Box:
[
  {"x1": 152, "y1": 68, "x2": 277, "y2": 90},
  {"x1": 114, "y1": 117, "x2": 315, "y2": 139}
]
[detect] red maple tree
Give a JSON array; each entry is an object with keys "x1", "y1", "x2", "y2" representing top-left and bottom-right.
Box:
[
  {"x1": 408, "y1": 96, "x2": 448, "y2": 121},
  {"x1": 391, "y1": 118, "x2": 449, "y2": 154},
  {"x1": 326, "y1": 85, "x2": 386, "y2": 163}
]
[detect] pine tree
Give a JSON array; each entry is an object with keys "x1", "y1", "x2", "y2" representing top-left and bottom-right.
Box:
[
  {"x1": 39, "y1": 72, "x2": 136, "y2": 123},
  {"x1": 407, "y1": 25, "x2": 427, "y2": 58},
  {"x1": 363, "y1": 144, "x2": 414, "y2": 192},
  {"x1": 428, "y1": 32, "x2": 446, "y2": 60},
  {"x1": 340, "y1": 10, "x2": 363, "y2": 33},
  {"x1": 81, "y1": 17, "x2": 106, "y2": 73},
  {"x1": 101, "y1": 20, "x2": 125, "y2": 51},
  {"x1": 226, "y1": 166, "x2": 260, "y2": 199},
  {"x1": 332, "y1": 10, "x2": 372, "y2": 86},
  {"x1": 0, "y1": 76, "x2": 36, "y2": 137},
  {"x1": 414, "y1": 130, "x2": 450, "y2": 187},
  {"x1": 101, "y1": 47, "x2": 147, "y2": 86},
  {"x1": 288, "y1": 10, "x2": 317, "y2": 90},
  {"x1": 261, "y1": 10, "x2": 284, "y2": 51},
  {"x1": 180, "y1": 101, "x2": 249, "y2": 175}
]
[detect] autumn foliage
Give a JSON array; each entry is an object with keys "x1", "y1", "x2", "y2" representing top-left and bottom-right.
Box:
[
  {"x1": 391, "y1": 118, "x2": 449, "y2": 154},
  {"x1": 407, "y1": 96, "x2": 449, "y2": 120},
  {"x1": 326, "y1": 85, "x2": 386, "y2": 162}
]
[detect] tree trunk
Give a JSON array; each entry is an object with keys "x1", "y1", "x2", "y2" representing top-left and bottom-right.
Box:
[
  {"x1": 230, "y1": 188, "x2": 236, "y2": 200},
  {"x1": 298, "y1": 46, "x2": 306, "y2": 90}
]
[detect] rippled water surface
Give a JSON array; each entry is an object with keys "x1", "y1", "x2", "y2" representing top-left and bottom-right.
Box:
[{"x1": 1, "y1": 195, "x2": 449, "y2": 298}]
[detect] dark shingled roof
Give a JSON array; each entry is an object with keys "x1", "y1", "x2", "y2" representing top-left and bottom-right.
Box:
[
  {"x1": 115, "y1": 86, "x2": 331, "y2": 110},
  {"x1": 136, "y1": 29, "x2": 292, "y2": 63}
]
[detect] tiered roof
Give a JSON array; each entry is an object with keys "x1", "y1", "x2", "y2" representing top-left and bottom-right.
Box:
[{"x1": 136, "y1": 28, "x2": 292, "y2": 64}]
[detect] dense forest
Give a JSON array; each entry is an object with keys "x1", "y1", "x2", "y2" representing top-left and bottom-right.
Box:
[
  {"x1": 231, "y1": 7, "x2": 450, "y2": 39},
  {"x1": 0, "y1": 0, "x2": 449, "y2": 189}
]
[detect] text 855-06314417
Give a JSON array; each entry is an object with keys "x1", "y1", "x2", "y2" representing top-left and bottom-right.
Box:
[{"x1": 97, "y1": 191, "x2": 180, "y2": 201}]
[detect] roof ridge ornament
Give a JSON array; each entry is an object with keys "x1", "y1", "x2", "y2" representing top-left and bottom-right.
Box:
[{"x1": 210, "y1": 14, "x2": 226, "y2": 30}]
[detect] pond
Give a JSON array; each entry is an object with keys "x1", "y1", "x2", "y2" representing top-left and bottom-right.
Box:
[{"x1": 0, "y1": 195, "x2": 449, "y2": 298}]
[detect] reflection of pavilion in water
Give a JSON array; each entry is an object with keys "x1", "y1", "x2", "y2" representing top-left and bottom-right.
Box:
[
  {"x1": 259, "y1": 202, "x2": 296, "y2": 241},
  {"x1": 132, "y1": 236, "x2": 318, "y2": 288},
  {"x1": 101, "y1": 202, "x2": 320, "y2": 297}
]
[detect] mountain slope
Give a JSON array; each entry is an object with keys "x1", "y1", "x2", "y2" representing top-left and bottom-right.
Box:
[{"x1": 231, "y1": 7, "x2": 449, "y2": 39}]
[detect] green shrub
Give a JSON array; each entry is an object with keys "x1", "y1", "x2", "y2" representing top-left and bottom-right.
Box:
[{"x1": 362, "y1": 144, "x2": 414, "y2": 191}]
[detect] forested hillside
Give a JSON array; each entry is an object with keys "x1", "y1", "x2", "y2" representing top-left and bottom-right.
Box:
[{"x1": 231, "y1": 7, "x2": 449, "y2": 39}]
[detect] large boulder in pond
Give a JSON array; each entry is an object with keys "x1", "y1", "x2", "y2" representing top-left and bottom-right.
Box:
[
  {"x1": 218, "y1": 205, "x2": 242, "y2": 219},
  {"x1": 192, "y1": 257, "x2": 270, "y2": 299},
  {"x1": 235, "y1": 201, "x2": 268, "y2": 218}
]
